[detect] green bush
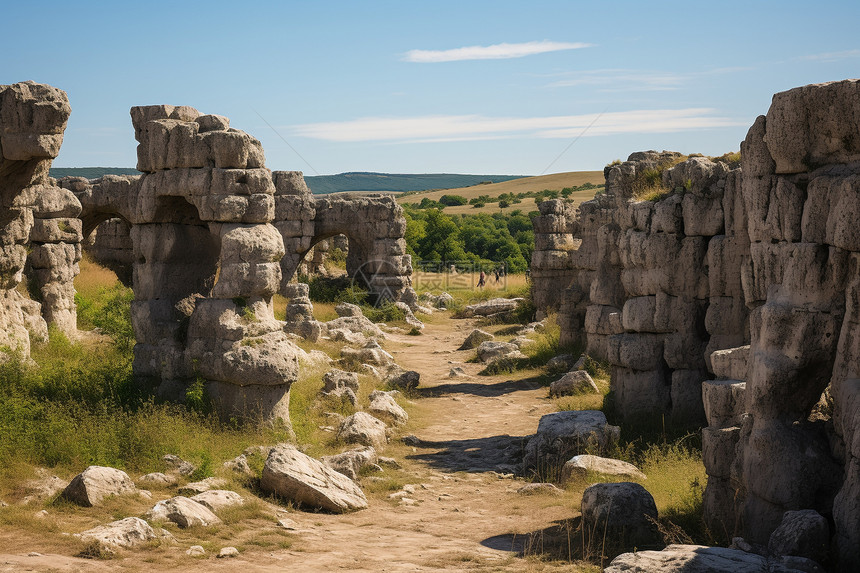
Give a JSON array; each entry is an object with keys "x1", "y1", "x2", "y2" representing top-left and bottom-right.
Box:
[{"x1": 439, "y1": 194, "x2": 468, "y2": 206}]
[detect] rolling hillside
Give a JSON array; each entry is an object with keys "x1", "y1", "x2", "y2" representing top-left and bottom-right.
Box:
[
  {"x1": 304, "y1": 172, "x2": 524, "y2": 194},
  {"x1": 50, "y1": 167, "x2": 141, "y2": 179},
  {"x1": 398, "y1": 170, "x2": 605, "y2": 214},
  {"x1": 47, "y1": 169, "x2": 526, "y2": 195}
]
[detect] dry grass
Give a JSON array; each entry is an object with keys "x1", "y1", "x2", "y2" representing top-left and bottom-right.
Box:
[
  {"x1": 397, "y1": 171, "x2": 604, "y2": 208},
  {"x1": 74, "y1": 253, "x2": 123, "y2": 298}
]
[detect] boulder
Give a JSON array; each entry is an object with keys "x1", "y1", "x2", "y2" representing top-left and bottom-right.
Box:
[
  {"x1": 322, "y1": 369, "x2": 360, "y2": 393},
  {"x1": 335, "y1": 302, "x2": 363, "y2": 317},
  {"x1": 546, "y1": 353, "x2": 576, "y2": 373},
  {"x1": 62, "y1": 466, "x2": 136, "y2": 507},
  {"x1": 337, "y1": 412, "x2": 388, "y2": 449},
  {"x1": 581, "y1": 482, "x2": 659, "y2": 549},
  {"x1": 261, "y1": 444, "x2": 368, "y2": 512},
  {"x1": 162, "y1": 454, "x2": 195, "y2": 476},
  {"x1": 476, "y1": 341, "x2": 526, "y2": 363},
  {"x1": 341, "y1": 340, "x2": 395, "y2": 368},
  {"x1": 460, "y1": 297, "x2": 523, "y2": 318},
  {"x1": 189, "y1": 490, "x2": 245, "y2": 512},
  {"x1": 368, "y1": 390, "x2": 408, "y2": 425},
  {"x1": 137, "y1": 472, "x2": 177, "y2": 487},
  {"x1": 321, "y1": 447, "x2": 377, "y2": 480},
  {"x1": 458, "y1": 329, "x2": 494, "y2": 350},
  {"x1": 523, "y1": 410, "x2": 620, "y2": 472},
  {"x1": 178, "y1": 477, "x2": 228, "y2": 495},
  {"x1": 561, "y1": 455, "x2": 647, "y2": 483},
  {"x1": 146, "y1": 496, "x2": 222, "y2": 528},
  {"x1": 79, "y1": 517, "x2": 157, "y2": 549},
  {"x1": 605, "y1": 544, "x2": 822, "y2": 573},
  {"x1": 549, "y1": 370, "x2": 599, "y2": 397},
  {"x1": 768, "y1": 510, "x2": 829, "y2": 565},
  {"x1": 386, "y1": 369, "x2": 420, "y2": 391}
]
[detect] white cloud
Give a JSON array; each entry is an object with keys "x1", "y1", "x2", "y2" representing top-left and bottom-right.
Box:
[
  {"x1": 292, "y1": 109, "x2": 744, "y2": 143},
  {"x1": 548, "y1": 69, "x2": 684, "y2": 91},
  {"x1": 798, "y1": 49, "x2": 860, "y2": 62},
  {"x1": 403, "y1": 40, "x2": 592, "y2": 63}
]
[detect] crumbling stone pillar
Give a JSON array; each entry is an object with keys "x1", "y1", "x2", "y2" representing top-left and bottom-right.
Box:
[{"x1": 0, "y1": 81, "x2": 77, "y2": 354}]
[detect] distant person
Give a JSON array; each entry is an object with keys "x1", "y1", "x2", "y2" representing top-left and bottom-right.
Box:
[
  {"x1": 477, "y1": 270, "x2": 486, "y2": 288},
  {"x1": 494, "y1": 268, "x2": 501, "y2": 284}
]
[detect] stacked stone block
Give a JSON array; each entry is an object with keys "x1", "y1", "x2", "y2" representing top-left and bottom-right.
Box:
[
  {"x1": 0, "y1": 81, "x2": 78, "y2": 353},
  {"x1": 530, "y1": 79, "x2": 860, "y2": 570}
]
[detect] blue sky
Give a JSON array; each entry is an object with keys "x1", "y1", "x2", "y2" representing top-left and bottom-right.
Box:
[{"x1": 3, "y1": 0, "x2": 859, "y2": 175}]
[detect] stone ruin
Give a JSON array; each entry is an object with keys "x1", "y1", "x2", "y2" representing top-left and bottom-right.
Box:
[
  {"x1": 59, "y1": 105, "x2": 415, "y2": 427},
  {"x1": 65, "y1": 174, "x2": 414, "y2": 306},
  {"x1": 0, "y1": 81, "x2": 81, "y2": 355},
  {"x1": 530, "y1": 79, "x2": 860, "y2": 570},
  {"x1": 0, "y1": 83, "x2": 415, "y2": 431}
]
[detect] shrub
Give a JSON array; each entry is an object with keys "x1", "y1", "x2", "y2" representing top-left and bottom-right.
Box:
[{"x1": 438, "y1": 194, "x2": 468, "y2": 206}]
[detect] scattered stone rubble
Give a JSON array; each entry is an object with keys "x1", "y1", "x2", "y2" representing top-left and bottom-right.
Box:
[{"x1": 530, "y1": 79, "x2": 860, "y2": 570}]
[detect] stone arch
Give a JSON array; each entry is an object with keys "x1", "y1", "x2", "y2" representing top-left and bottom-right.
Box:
[
  {"x1": 68, "y1": 105, "x2": 298, "y2": 429},
  {"x1": 271, "y1": 170, "x2": 416, "y2": 307}
]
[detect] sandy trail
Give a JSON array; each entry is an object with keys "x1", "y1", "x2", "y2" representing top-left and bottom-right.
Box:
[{"x1": 0, "y1": 315, "x2": 582, "y2": 572}]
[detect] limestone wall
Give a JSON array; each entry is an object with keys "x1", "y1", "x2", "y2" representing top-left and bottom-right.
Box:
[
  {"x1": 74, "y1": 169, "x2": 416, "y2": 307},
  {"x1": 530, "y1": 79, "x2": 860, "y2": 570},
  {"x1": 0, "y1": 81, "x2": 79, "y2": 355}
]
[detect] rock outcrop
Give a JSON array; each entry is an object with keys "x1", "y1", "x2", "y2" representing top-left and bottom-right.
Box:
[
  {"x1": 0, "y1": 81, "x2": 78, "y2": 358},
  {"x1": 530, "y1": 79, "x2": 860, "y2": 570}
]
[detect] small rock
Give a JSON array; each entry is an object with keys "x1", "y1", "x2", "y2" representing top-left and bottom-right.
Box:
[
  {"x1": 217, "y1": 547, "x2": 239, "y2": 558},
  {"x1": 337, "y1": 412, "x2": 388, "y2": 449},
  {"x1": 561, "y1": 455, "x2": 647, "y2": 483},
  {"x1": 27, "y1": 552, "x2": 42, "y2": 557},
  {"x1": 178, "y1": 477, "x2": 228, "y2": 495},
  {"x1": 368, "y1": 390, "x2": 408, "y2": 426},
  {"x1": 186, "y1": 545, "x2": 206, "y2": 556},
  {"x1": 162, "y1": 454, "x2": 195, "y2": 476},
  {"x1": 79, "y1": 517, "x2": 157, "y2": 549},
  {"x1": 138, "y1": 472, "x2": 177, "y2": 487},
  {"x1": 549, "y1": 370, "x2": 599, "y2": 397},
  {"x1": 546, "y1": 354, "x2": 575, "y2": 373},
  {"x1": 458, "y1": 329, "x2": 494, "y2": 350},
  {"x1": 277, "y1": 517, "x2": 299, "y2": 530},
  {"x1": 378, "y1": 457, "x2": 401, "y2": 469},
  {"x1": 190, "y1": 490, "x2": 245, "y2": 512},
  {"x1": 321, "y1": 447, "x2": 377, "y2": 480},
  {"x1": 447, "y1": 366, "x2": 469, "y2": 378},
  {"x1": 146, "y1": 496, "x2": 222, "y2": 528},
  {"x1": 402, "y1": 435, "x2": 422, "y2": 446},
  {"x1": 386, "y1": 369, "x2": 420, "y2": 391},
  {"x1": 476, "y1": 341, "x2": 526, "y2": 363}
]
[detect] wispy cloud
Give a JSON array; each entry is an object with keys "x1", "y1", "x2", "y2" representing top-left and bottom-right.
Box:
[
  {"x1": 547, "y1": 69, "x2": 684, "y2": 91},
  {"x1": 293, "y1": 109, "x2": 743, "y2": 143},
  {"x1": 402, "y1": 40, "x2": 592, "y2": 63},
  {"x1": 798, "y1": 49, "x2": 860, "y2": 62},
  {"x1": 544, "y1": 66, "x2": 755, "y2": 92}
]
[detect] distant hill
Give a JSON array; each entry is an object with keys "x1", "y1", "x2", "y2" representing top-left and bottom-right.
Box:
[
  {"x1": 50, "y1": 167, "x2": 141, "y2": 179},
  {"x1": 397, "y1": 170, "x2": 605, "y2": 215},
  {"x1": 304, "y1": 172, "x2": 525, "y2": 194},
  {"x1": 46, "y1": 168, "x2": 524, "y2": 194}
]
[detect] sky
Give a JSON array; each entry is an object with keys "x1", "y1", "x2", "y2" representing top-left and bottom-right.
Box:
[{"x1": 2, "y1": 0, "x2": 859, "y2": 176}]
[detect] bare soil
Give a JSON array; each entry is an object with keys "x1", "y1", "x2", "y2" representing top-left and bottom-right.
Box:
[{"x1": 0, "y1": 314, "x2": 596, "y2": 572}]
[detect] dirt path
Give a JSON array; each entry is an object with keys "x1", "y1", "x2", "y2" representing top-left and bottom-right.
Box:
[{"x1": 1, "y1": 314, "x2": 588, "y2": 572}]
